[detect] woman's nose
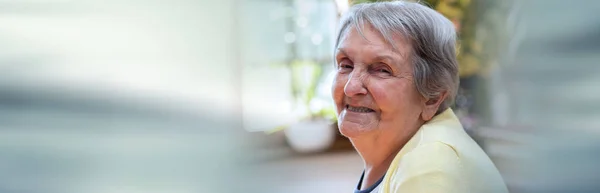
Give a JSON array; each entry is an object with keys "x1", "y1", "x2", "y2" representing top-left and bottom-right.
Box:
[{"x1": 344, "y1": 72, "x2": 367, "y2": 96}]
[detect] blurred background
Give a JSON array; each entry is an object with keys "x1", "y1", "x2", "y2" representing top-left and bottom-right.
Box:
[{"x1": 1, "y1": 0, "x2": 599, "y2": 193}]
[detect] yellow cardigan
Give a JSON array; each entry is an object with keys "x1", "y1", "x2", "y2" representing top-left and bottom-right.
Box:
[{"x1": 380, "y1": 108, "x2": 508, "y2": 193}]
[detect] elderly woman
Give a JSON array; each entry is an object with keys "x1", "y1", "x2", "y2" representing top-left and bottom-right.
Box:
[{"x1": 332, "y1": 1, "x2": 508, "y2": 193}]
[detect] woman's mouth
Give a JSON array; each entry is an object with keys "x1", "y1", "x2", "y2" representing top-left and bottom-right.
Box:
[{"x1": 346, "y1": 105, "x2": 375, "y2": 113}]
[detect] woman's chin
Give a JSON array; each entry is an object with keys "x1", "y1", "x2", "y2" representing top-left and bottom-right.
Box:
[{"x1": 338, "y1": 122, "x2": 377, "y2": 138}]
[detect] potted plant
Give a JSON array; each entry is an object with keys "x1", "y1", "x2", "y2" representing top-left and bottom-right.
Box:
[{"x1": 267, "y1": 60, "x2": 338, "y2": 153}]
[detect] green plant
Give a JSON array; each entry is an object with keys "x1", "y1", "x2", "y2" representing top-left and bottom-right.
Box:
[
  {"x1": 289, "y1": 60, "x2": 337, "y2": 120},
  {"x1": 290, "y1": 60, "x2": 321, "y2": 111},
  {"x1": 266, "y1": 59, "x2": 337, "y2": 134}
]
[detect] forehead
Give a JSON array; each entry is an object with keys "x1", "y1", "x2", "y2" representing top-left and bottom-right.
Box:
[{"x1": 336, "y1": 24, "x2": 411, "y2": 59}]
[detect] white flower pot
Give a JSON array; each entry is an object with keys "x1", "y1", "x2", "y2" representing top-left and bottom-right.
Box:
[{"x1": 284, "y1": 119, "x2": 336, "y2": 153}]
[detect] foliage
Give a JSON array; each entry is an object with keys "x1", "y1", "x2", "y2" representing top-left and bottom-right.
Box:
[
  {"x1": 267, "y1": 59, "x2": 336, "y2": 134},
  {"x1": 289, "y1": 60, "x2": 322, "y2": 112},
  {"x1": 290, "y1": 60, "x2": 337, "y2": 121}
]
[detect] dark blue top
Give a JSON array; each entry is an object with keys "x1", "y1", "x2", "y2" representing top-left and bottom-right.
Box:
[{"x1": 354, "y1": 171, "x2": 385, "y2": 193}]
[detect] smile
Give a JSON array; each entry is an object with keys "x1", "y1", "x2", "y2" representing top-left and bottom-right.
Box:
[{"x1": 346, "y1": 105, "x2": 375, "y2": 113}]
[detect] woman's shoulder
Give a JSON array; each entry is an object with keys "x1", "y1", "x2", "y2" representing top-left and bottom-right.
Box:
[
  {"x1": 382, "y1": 141, "x2": 468, "y2": 192},
  {"x1": 379, "y1": 109, "x2": 508, "y2": 192},
  {"x1": 392, "y1": 141, "x2": 462, "y2": 175},
  {"x1": 382, "y1": 141, "x2": 508, "y2": 193}
]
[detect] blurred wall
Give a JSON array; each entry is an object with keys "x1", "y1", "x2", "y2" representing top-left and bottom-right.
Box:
[
  {"x1": 481, "y1": 0, "x2": 600, "y2": 192},
  {"x1": 0, "y1": 1, "x2": 253, "y2": 193}
]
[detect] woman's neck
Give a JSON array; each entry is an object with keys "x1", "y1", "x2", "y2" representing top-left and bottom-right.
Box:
[
  {"x1": 351, "y1": 124, "x2": 421, "y2": 189},
  {"x1": 362, "y1": 153, "x2": 397, "y2": 190},
  {"x1": 352, "y1": 136, "x2": 403, "y2": 189}
]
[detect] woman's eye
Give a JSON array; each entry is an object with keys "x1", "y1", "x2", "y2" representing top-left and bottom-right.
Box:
[
  {"x1": 370, "y1": 62, "x2": 392, "y2": 75},
  {"x1": 341, "y1": 64, "x2": 353, "y2": 69},
  {"x1": 338, "y1": 59, "x2": 353, "y2": 70},
  {"x1": 377, "y1": 69, "x2": 390, "y2": 73},
  {"x1": 373, "y1": 67, "x2": 392, "y2": 75}
]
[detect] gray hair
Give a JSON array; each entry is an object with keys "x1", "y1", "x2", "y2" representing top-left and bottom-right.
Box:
[{"x1": 335, "y1": 1, "x2": 459, "y2": 114}]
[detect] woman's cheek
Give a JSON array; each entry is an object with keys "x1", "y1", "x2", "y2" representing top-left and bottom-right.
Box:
[
  {"x1": 368, "y1": 81, "x2": 392, "y2": 100},
  {"x1": 368, "y1": 80, "x2": 407, "y2": 112},
  {"x1": 332, "y1": 76, "x2": 348, "y2": 111}
]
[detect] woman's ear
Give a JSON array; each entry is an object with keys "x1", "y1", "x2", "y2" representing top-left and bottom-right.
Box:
[{"x1": 420, "y1": 91, "x2": 448, "y2": 121}]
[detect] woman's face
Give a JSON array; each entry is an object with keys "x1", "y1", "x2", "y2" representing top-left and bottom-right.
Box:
[{"x1": 332, "y1": 24, "x2": 425, "y2": 139}]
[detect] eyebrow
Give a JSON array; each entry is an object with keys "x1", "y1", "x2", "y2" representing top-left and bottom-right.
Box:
[
  {"x1": 372, "y1": 55, "x2": 395, "y2": 64},
  {"x1": 336, "y1": 48, "x2": 398, "y2": 66}
]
